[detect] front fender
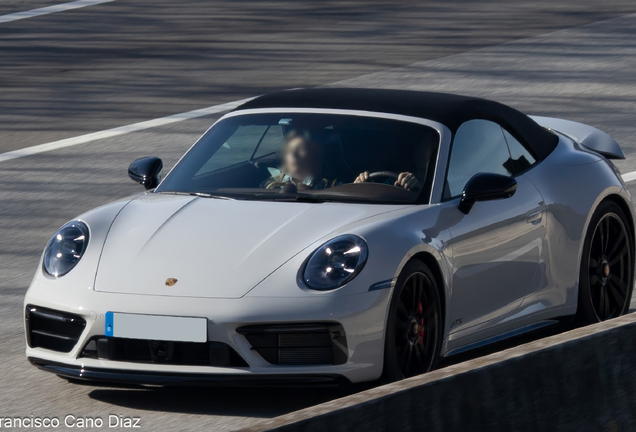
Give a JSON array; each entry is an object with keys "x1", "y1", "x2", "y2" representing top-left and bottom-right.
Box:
[{"x1": 25, "y1": 196, "x2": 137, "y2": 297}]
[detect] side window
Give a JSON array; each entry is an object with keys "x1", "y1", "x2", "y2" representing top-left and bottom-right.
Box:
[
  {"x1": 502, "y1": 129, "x2": 536, "y2": 173},
  {"x1": 444, "y1": 120, "x2": 513, "y2": 199}
]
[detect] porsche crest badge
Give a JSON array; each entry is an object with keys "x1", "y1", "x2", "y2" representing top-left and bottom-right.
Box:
[{"x1": 165, "y1": 278, "x2": 179, "y2": 287}]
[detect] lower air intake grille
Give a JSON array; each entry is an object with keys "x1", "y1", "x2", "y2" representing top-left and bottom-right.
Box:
[
  {"x1": 79, "y1": 337, "x2": 248, "y2": 367},
  {"x1": 25, "y1": 305, "x2": 86, "y2": 353},
  {"x1": 237, "y1": 323, "x2": 348, "y2": 366}
]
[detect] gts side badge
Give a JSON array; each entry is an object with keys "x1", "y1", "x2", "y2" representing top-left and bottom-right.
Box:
[{"x1": 450, "y1": 318, "x2": 463, "y2": 330}]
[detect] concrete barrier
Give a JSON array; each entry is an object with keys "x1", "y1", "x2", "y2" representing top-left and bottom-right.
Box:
[{"x1": 239, "y1": 313, "x2": 636, "y2": 432}]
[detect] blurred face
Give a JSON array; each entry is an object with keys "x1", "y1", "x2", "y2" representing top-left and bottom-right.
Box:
[{"x1": 283, "y1": 136, "x2": 321, "y2": 180}]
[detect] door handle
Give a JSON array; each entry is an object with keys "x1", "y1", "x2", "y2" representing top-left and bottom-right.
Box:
[{"x1": 526, "y1": 210, "x2": 543, "y2": 225}]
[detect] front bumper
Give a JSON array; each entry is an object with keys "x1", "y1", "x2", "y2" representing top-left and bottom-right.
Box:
[
  {"x1": 24, "y1": 279, "x2": 391, "y2": 384},
  {"x1": 29, "y1": 358, "x2": 350, "y2": 387}
]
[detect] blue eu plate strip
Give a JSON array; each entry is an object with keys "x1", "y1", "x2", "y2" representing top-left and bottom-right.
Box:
[{"x1": 105, "y1": 312, "x2": 114, "y2": 337}]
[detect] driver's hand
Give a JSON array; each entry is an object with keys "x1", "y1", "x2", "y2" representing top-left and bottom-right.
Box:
[
  {"x1": 354, "y1": 171, "x2": 370, "y2": 183},
  {"x1": 396, "y1": 172, "x2": 422, "y2": 192}
]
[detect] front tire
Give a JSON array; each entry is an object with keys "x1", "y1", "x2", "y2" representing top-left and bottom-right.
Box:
[
  {"x1": 383, "y1": 260, "x2": 442, "y2": 382},
  {"x1": 576, "y1": 201, "x2": 634, "y2": 325}
]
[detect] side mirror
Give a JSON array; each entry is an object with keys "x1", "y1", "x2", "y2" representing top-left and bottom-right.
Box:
[
  {"x1": 128, "y1": 157, "x2": 163, "y2": 190},
  {"x1": 459, "y1": 172, "x2": 517, "y2": 214}
]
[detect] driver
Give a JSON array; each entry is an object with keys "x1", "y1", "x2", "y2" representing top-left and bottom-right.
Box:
[
  {"x1": 263, "y1": 130, "x2": 337, "y2": 191},
  {"x1": 354, "y1": 171, "x2": 422, "y2": 192}
]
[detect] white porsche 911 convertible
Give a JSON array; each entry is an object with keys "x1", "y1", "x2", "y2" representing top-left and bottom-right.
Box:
[{"x1": 25, "y1": 88, "x2": 634, "y2": 385}]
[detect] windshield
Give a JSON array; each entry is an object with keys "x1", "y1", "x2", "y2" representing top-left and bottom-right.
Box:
[{"x1": 156, "y1": 112, "x2": 440, "y2": 204}]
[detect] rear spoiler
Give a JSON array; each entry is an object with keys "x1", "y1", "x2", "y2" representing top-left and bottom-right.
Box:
[{"x1": 530, "y1": 116, "x2": 625, "y2": 160}]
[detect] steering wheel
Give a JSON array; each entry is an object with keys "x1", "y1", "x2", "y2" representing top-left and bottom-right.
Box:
[{"x1": 367, "y1": 171, "x2": 400, "y2": 182}]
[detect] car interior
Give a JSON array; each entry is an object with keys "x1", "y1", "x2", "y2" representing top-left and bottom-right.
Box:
[{"x1": 178, "y1": 115, "x2": 440, "y2": 203}]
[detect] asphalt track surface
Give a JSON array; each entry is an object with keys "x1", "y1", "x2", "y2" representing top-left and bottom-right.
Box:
[{"x1": 2, "y1": 1, "x2": 636, "y2": 430}]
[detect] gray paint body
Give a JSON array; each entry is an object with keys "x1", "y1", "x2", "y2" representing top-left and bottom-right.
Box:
[
  {"x1": 23, "y1": 109, "x2": 635, "y2": 382},
  {"x1": 437, "y1": 133, "x2": 633, "y2": 354}
]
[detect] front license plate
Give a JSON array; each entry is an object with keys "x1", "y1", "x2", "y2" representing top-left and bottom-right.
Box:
[{"x1": 105, "y1": 312, "x2": 207, "y2": 343}]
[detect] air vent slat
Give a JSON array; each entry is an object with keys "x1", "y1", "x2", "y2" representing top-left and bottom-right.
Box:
[{"x1": 31, "y1": 329, "x2": 77, "y2": 341}]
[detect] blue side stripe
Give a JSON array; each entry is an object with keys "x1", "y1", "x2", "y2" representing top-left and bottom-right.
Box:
[{"x1": 369, "y1": 279, "x2": 394, "y2": 291}]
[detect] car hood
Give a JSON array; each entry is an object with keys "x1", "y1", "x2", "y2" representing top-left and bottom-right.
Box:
[{"x1": 94, "y1": 193, "x2": 407, "y2": 298}]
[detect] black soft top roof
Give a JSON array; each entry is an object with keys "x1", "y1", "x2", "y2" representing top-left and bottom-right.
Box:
[{"x1": 234, "y1": 88, "x2": 558, "y2": 160}]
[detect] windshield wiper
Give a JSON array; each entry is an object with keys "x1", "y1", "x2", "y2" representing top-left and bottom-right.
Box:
[
  {"x1": 191, "y1": 192, "x2": 235, "y2": 200},
  {"x1": 159, "y1": 191, "x2": 331, "y2": 202},
  {"x1": 159, "y1": 191, "x2": 236, "y2": 200},
  {"x1": 269, "y1": 194, "x2": 330, "y2": 203}
]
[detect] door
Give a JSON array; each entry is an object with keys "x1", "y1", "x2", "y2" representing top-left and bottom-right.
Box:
[{"x1": 442, "y1": 120, "x2": 546, "y2": 338}]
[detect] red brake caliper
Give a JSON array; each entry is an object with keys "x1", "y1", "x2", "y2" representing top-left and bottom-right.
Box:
[{"x1": 417, "y1": 302, "x2": 425, "y2": 344}]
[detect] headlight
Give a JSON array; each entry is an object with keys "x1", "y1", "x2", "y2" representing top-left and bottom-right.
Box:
[
  {"x1": 303, "y1": 235, "x2": 368, "y2": 290},
  {"x1": 43, "y1": 221, "x2": 90, "y2": 277}
]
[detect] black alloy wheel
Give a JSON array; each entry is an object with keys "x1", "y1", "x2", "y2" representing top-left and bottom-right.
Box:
[
  {"x1": 383, "y1": 261, "x2": 441, "y2": 381},
  {"x1": 577, "y1": 201, "x2": 634, "y2": 324},
  {"x1": 588, "y1": 213, "x2": 632, "y2": 320}
]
